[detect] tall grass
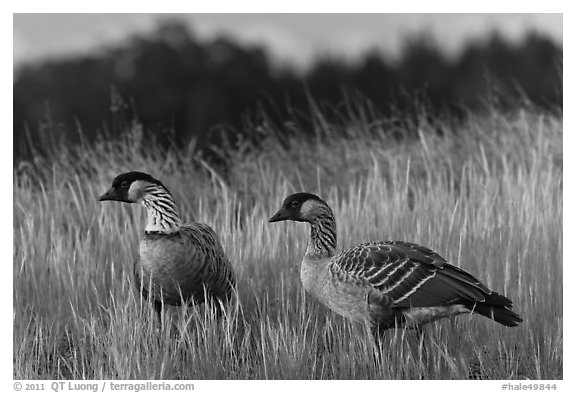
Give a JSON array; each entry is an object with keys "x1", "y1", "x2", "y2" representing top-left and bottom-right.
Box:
[{"x1": 13, "y1": 107, "x2": 562, "y2": 379}]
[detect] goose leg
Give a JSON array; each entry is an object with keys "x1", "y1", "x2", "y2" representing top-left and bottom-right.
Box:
[
  {"x1": 153, "y1": 301, "x2": 163, "y2": 324},
  {"x1": 413, "y1": 326, "x2": 430, "y2": 375}
]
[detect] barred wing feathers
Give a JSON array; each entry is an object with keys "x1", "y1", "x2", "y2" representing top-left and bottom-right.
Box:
[{"x1": 332, "y1": 241, "x2": 493, "y2": 308}]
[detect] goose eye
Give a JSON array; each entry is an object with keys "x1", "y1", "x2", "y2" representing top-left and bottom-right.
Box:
[{"x1": 291, "y1": 200, "x2": 300, "y2": 208}]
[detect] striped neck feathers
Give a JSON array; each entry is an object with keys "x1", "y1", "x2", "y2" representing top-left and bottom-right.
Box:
[
  {"x1": 140, "y1": 184, "x2": 182, "y2": 233},
  {"x1": 306, "y1": 204, "x2": 337, "y2": 258}
]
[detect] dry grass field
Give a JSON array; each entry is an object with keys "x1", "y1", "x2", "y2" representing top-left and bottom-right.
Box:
[{"x1": 13, "y1": 107, "x2": 562, "y2": 379}]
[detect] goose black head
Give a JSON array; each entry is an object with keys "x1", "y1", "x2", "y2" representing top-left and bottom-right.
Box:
[
  {"x1": 98, "y1": 171, "x2": 165, "y2": 203},
  {"x1": 269, "y1": 192, "x2": 329, "y2": 223}
]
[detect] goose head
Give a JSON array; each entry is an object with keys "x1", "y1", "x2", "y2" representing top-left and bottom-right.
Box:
[
  {"x1": 269, "y1": 192, "x2": 330, "y2": 223},
  {"x1": 98, "y1": 171, "x2": 165, "y2": 204}
]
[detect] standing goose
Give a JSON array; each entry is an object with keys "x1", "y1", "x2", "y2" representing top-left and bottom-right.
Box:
[
  {"x1": 269, "y1": 193, "x2": 522, "y2": 334},
  {"x1": 99, "y1": 171, "x2": 235, "y2": 318}
]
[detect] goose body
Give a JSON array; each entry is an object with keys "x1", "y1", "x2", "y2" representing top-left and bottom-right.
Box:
[
  {"x1": 270, "y1": 193, "x2": 522, "y2": 333},
  {"x1": 137, "y1": 224, "x2": 234, "y2": 307},
  {"x1": 99, "y1": 171, "x2": 235, "y2": 315}
]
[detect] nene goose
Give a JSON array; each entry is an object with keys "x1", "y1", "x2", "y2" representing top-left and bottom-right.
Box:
[
  {"x1": 269, "y1": 193, "x2": 522, "y2": 335},
  {"x1": 99, "y1": 171, "x2": 235, "y2": 319}
]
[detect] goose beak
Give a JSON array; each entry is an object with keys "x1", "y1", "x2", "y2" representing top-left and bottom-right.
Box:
[
  {"x1": 269, "y1": 208, "x2": 289, "y2": 223},
  {"x1": 98, "y1": 187, "x2": 120, "y2": 202}
]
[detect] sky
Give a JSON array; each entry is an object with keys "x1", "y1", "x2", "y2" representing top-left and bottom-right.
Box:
[{"x1": 13, "y1": 13, "x2": 563, "y2": 70}]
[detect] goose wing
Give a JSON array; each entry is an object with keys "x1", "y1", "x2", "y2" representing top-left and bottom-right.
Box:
[
  {"x1": 332, "y1": 241, "x2": 491, "y2": 308},
  {"x1": 178, "y1": 223, "x2": 236, "y2": 300}
]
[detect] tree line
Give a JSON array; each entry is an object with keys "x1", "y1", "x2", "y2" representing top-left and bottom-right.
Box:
[{"x1": 13, "y1": 20, "x2": 562, "y2": 163}]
